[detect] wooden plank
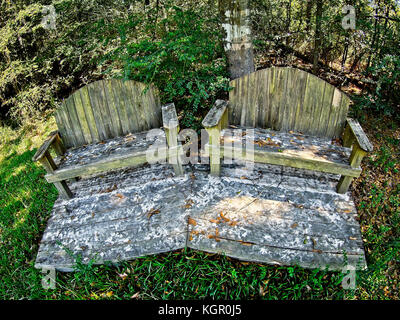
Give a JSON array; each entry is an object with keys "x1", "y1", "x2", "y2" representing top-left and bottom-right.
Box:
[
  {"x1": 111, "y1": 79, "x2": 132, "y2": 135},
  {"x1": 87, "y1": 82, "x2": 108, "y2": 141},
  {"x1": 346, "y1": 118, "x2": 373, "y2": 152},
  {"x1": 312, "y1": 79, "x2": 329, "y2": 137},
  {"x1": 334, "y1": 94, "x2": 350, "y2": 138},
  {"x1": 64, "y1": 96, "x2": 86, "y2": 146},
  {"x1": 129, "y1": 81, "x2": 148, "y2": 132},
  {"x1": 228, "y1": 78, "x2": 239, "y2": 124},
  {"x1": 32, "y1": 131, "x2": 60, "y2": 162},
  {"x1": 102, "y1": 80, "x2": 123, "y2": 138},
  {"x1": 72, "y1": 90, "x2": 92, "y2": 145},
  {"x1": 96, "y1": 81, "x2": 113, "y2": 139},
  {"x1": 57, "y1": 105, "x2": 77, "y2": 148},
  {"x1": 54, "y1": 109, "x2": 70, "y2": 148},
  {"x1": 79, "y1": 86, "x2": 100, "y2": 143},
  {"x1": 45, "y1": 147, "x2": 168, "y2": 183},
  {"x1": 319, "y1": 83, "x2": 335, "y2": 138},
  {"x1": 202, "y1": 100, "x2": 228, "y2": 128},
  {"x1": 291, "y1": 68, "x2": 308, "y2": 132},
  {"x1": 256, "y1": 68, "x2": 268, "y2": 128},
  {"x1": 120, "y1": 80, "x2": 140, "y2": 133},
  {"x1": 147, "y1": 86, "x2": 162, "y2": 128},
  {"x1": 221, "y1": 146, "x2": 361, "y2": 177},
  {"x1": 301, "y1": 73, "x2": 320, "y2": 135}
]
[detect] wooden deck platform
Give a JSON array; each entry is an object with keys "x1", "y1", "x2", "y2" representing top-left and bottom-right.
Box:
[{"x1": 35, "y1": 162, "x2": 366, "y2": 272}]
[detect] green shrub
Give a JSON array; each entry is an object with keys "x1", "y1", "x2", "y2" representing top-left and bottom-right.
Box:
[
  {"x1": 101, "y1": 6, "x2": 230, "y2": 130},
  {"x1": 362, "y1": 55, "x2": 400, "y2": 117}
]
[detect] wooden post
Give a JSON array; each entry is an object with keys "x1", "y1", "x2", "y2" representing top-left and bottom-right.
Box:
[
  {"x1": 219, "y1": 0, "x2": 255, "y2": 79},
  {"x1": 337, "y1": 144, "x2": 367, "y2": 194},
  {"x1": 39, "y1": 151, "x2": 73, "y2": 199},
  {"x1": 165, "y1": 124, "x2": 184, "y2": 176},
  {"x1": 206, "y1": 126, "x2": 222, "y2": 176}
]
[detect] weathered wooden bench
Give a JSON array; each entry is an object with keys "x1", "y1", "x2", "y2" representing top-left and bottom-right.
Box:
[
  {"x1": 202, "y1": 67, "x2": 373, "y2": 193},
  {"x1": 33, "y1": 79, "x2": 183, "y2": 199}
]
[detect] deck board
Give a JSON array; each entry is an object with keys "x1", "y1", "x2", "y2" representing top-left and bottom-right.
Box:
[{"x1": 35, "y1": 162, "x2": 366, "y2": 272}]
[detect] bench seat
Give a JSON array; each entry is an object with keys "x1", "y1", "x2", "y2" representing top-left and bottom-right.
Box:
[
  {"x1": 215, "y1": 126, "x2": 360, "y2": 178},
  {"x1": 46, "y1": 129, "x2": 169, "y2": 184}
]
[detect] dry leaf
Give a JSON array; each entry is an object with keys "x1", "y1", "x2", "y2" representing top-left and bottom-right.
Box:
[
  {"x1": 146, "y1": 208, "x2": 160, "y2": 219},
  {"x1": 131, "y1": 292, "x2": 140, "y2": 299},
  {"x1": 115, "y1": 193, "x2": 125, "y2": 199},
  {"x1": 210, "y1": 219, "x2": 219, "y2": 223},
  {"x1": 118, "y1": 273, "x2": 128, "y2": 280},
  {"x1": 291, "y1": 222, "x2": 298, "y2": 229},
  {"x1": 220, "y1": 212, "x2": 230, "y2": 222},
  {"x1": 188, "y1": 217, "x2": 197, "y2": 226},
  {"x1": 349, "y1": 236, "x2": 358, "y2": 240}
]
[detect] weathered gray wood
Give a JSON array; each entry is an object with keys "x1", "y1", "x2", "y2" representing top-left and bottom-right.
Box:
[
  {"x1": 221, "y1": 146, "x2": 360, "y2": 177},
  {"x1": 35, "y1": 163, "x2": 366, "y2": 271},
  {"x1": 32, "y1": 131, "x2": 60, "y2": 162},
  {"x1": 54, "y1": 80, "x2": 162, "y2": 148},
  {"x1": 162, "y1": 103, "x2": 179, "y2": 129},
  {"x1": 38, "y1": 152, "x2": 73, "y2": 199},
  {"x1": 228, "y1": 67, "x2": 351, "y2": 139},
  {"x1": 345, "y1": 118, "x2": 374, "y2": 152},
  {"x1": 337, "y1": 143, "x2": 368, "y2": 193},
  {"x1": 45, "y1": 147, "x2": 167, "y2": 183},
  {"x1": 202, "y1": 100, "x2": 229, "y2": 128}
]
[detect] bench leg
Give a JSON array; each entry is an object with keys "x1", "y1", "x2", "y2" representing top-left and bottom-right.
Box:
[
  {"x1": 206, "y1": 127, "x2": 221, "y2": 176},
  {"x1": 54, "y1": 181, "x2": 74, "y2": 199},
  {"x1": 337, "y1": 176, "x2": 353, "y2": 194},
  {"x1": 337, "y1": 144, "x2": 367, "y2": 194},
  {"x1": 39, "y1": 151, "x2": 73, "y2": 200},
  {"x1": 165, "y1": 126, "x2": 184, "y2": 176}
]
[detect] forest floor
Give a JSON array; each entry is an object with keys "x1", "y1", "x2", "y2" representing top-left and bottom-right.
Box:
[{"x1": 0, "y1": 99, "x2": 399, "y2": 300}]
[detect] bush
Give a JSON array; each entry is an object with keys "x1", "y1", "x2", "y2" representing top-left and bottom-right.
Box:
[
  {"x1": 362, "y1": 55, "x2": 400, "y2": 117},
  {"x1": 101, "y1": 6, "x2": 230, "y2": 130}
]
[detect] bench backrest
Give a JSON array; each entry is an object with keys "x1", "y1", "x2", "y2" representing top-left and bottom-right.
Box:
[
  {"x1": 55, "y1": 79, "x2": 162, "y2": 148},
  {"x1": 228, "y1": 67, "x2": 350, "y2": 139}
]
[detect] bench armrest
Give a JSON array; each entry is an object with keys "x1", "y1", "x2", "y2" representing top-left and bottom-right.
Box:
[
  {"x1": 32, "y1": 131, "x2": 66, "y2": 162},
  {"x1": 162, "y1": 103, "x2": 179, "y2": 130},
  {"x1": 343, "y1": 118, "x2": 373, "y2": 152},
  {"x1": 202, "y1": 100, "x2": 229, "y2": 129}
]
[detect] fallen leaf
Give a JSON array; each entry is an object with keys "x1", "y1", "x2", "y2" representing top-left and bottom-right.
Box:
[
  {"x1": 291, "y1": 222, "x2": 298, "y2": 229},
  {"x1": 146, "y1": 208, "x2": 160, "y2": 219},
  {"x1": 349, "y1": 236, "x2": 358, "y2": 240},
  {"x1": 118, "y1": 273, "x2": 128, "y2": 280},
  {"x1": 131, "y1": 292, "x2": 140, "y2": 299},
  {"x1": 115, "y1": 193, "x2": 125, "y2": 199},
  {"x1": 188, "y1": 217, "x2": 197, "y2": 226},
  {"x1": 220, "y1": 212, "x2": 230, "y2": 222}
]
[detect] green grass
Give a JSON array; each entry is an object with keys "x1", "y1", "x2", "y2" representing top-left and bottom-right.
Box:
[{"x1": 0, "y1": 116, "x2": 398, "y2": 300}]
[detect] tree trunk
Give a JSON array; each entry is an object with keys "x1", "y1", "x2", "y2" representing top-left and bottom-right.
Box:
[
  {"x1": 312, "y1": 0, "x2": 323, "y2": 74},
  {"x1": 219, "y1": 0, "x2": 255, "y2": 79},
  {"x1": 305, "y1": 0, "x2": 313, "y2": 32}
]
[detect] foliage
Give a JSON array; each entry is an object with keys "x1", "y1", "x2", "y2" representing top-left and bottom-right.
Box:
[
  {"x1": 101, "y1": 6, "x2": 230, "y2": 129},
  {"x1": 0, "y1": 0, "x2": 132, "y2": 124},
  {"x1": 364, "y1": 54, "x2": 400, "y2": 116}
]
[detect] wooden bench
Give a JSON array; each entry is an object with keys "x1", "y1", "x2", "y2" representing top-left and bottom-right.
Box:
[
  {"x1": 33, "y1": 79, "x2": 183, "y2": 199},
  {"x1": 202, "y1": 67, "x2": 373, "y2": 194}
]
